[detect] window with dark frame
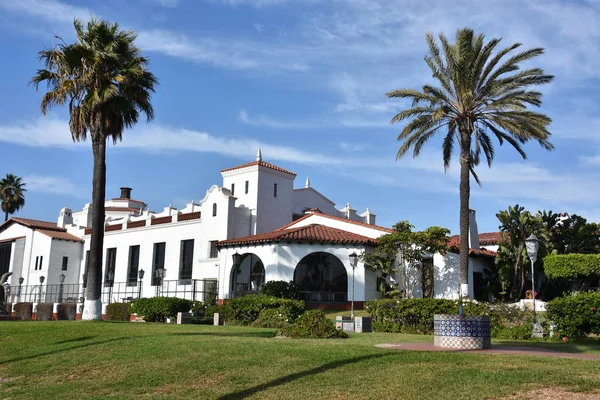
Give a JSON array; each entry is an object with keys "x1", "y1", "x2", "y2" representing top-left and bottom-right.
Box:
[
  {"x1": 151, "y1": 242, "x2": 166, "y2": 286},
  {"x1": 245, "y1": 180, "x2": 249, "y2": 194},
  {"x1": 274, "y1": 183, "x2": 278, "y2": 198},
  {"x1": 104, "y1": 248, "x2": 117, "y2": 287},
  {"x1": 209, "y1": 240, "x2": 219, "y2": 259},
  {"x1": 39, "y1": 256, "x2": 43, "y2": 270},
  {"x1": 62, "y1": 256, "x2": 68, "y2": 271},
  {"x1": 179, "y1": 239, "x2": 194, "y2": 282},
  {"x1": 231, "y1": 183, "x2": 235, "y2": 196},
  {"x1": 212, "y1": 203, "x2": 217, "y2": 217},
  {"x1": 127, "y1": 245, "x2": 140, "y2": 286},
  {"x1": 34, "y1": 256, "x2": 39, "y2": 271}
]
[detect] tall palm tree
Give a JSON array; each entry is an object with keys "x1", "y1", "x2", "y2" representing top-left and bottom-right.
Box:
[
  {"x1": 0, "y1": 174, "x2": 26, "y2": 221},
  {"x1": 31, "y1": 19, "x2": 157, "y2": 320},
  {"x1": 386, "y1": 28, "x2": 554, "y2": 298}
]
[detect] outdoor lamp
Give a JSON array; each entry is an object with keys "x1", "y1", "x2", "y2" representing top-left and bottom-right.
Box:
[
  {"x1": 139, "y1": 269, "x2": 145, "y2": 280},
  {"x1": 232, "y1": 252, "x2": 243, "y2": 267},
  {"x1": 108, "y1": 271, "x2": 114, "y2": 282},
  {"x1": 525, "y1": 234, "x2": 543, "y2": 338},
  {"x1": 39, "y1": 276, "x2": 45, "y2": 284},
  {"x1": 349, "y1": 252, "x2": 358, "y2": 269},
  {"x1": 349, "y1": 252, "x2": 358, "y2": 321},
  {"x1": 59, "y1": 274, "x2": 66, "y2": 284},
  {"x1": 19, "y1": 277, "x2": 24, "y2": 285}
]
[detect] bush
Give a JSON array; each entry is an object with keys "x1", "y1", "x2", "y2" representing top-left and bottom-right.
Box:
[
  {"x1": 191, "y1": 301, "x2": 205, "y2": 317},
  {"x1": 365, "y1": 298, "x2": 500, "y2": 334},
  {"x1": 543, "y1": 254, "x2": 600, "y2": 279},
  {"x1": 259, "y1": 281, "x2": 298, "y2": 299},
  {"x1": 130, "y1": 297, "x2": 193, "y2": 322},
  {"x1": 14, "y1": 302, "x2": 33, "y2": 320},
  {"x1": 251, "y1": 307, "x2": 295, "y2": 328},
  {"x1": 36, "y1": 302, "x2": 54, "y2": 321},
  {"x1": 546, "y1": 291, "x2": 600, "y2": 338},
  {"x1": 105, "y1": 303, "x2": 131, "y2": 321},
  {"x1": 279, "y1": 310, "x2": 348, "y2": 339},
  {"x1": 57, "y1": 303, "x2": 77, "y2": 320},
  {"x1": 217, "y1": 295, "x2": 305, "y2": 325},
  {"x1": 492, "y1": 324, "x2": 532, "y2": 340}
]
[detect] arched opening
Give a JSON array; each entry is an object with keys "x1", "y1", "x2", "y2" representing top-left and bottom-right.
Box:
[
  {"x1": 294, "y1": 252, "x2": 347, "y2": 303},
  {"x1": 230, "y1": 253, "x2": 265, "y2": 297}
]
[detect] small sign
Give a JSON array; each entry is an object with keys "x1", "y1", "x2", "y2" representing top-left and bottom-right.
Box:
[{"x1": 342, "y1": 322, "x2": 355, "y2": 332}]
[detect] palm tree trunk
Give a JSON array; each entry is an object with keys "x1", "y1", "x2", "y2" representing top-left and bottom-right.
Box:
[
  {"x1": 4, "y1": 211, "x2": 7, "y2": 222},
  {"x1": 459, "y1": 148, "x2": 471, "y2": 298},
  {"x1": 82, "y1": 136, "x2": 107, "y2": 320}
]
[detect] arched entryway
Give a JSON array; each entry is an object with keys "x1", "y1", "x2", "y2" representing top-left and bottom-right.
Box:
[
  {"x1": 294, "y1": 252, "x2": 348, "y2": 304},
  {"x1": 230, "y1": 253, "x2": 265, "y2": 298}
]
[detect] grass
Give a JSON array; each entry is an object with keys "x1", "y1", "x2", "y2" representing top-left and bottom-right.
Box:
[{"x1": 1, "y1": 322, "x2": 600, "y2": 399}]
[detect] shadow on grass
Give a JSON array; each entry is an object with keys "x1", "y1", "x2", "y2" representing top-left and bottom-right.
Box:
[
  {"x1": 219, "y1": 353, "x2": 393, "y2": 400},
  {"x1": 169, "y1": 331, "x2": 276, "y2": 339},
  {"x1": 494, "y1": 339, "x2": 600, "y2": 354},
  {"x1": 55, "y1": 336, "x2": 96, "y2": 344},
  {"x1": 0, "y1": 337, "x2": 132, "y2": 366}
]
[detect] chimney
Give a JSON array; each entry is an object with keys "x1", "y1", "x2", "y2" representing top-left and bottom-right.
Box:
[
  {"x1": 469, "y1": 209, "x2": 479, "y2": 249},
  {"x1": 120, "y1": 187, "x2": 132, "y2": 199},
  {"x1": 57, "y1": 207, "x2": 73, "y2": 228}
]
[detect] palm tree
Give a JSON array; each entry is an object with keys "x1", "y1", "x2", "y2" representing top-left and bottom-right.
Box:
[
  {"x1": 31, "y1": 19, "x2": 157, "y2": 320},
  {"x1": 0, "y1": 174, "x2": 26, "y2": 221},
  {"x1": 387, "y1": 28, "x2": 554, "y2": 298}
]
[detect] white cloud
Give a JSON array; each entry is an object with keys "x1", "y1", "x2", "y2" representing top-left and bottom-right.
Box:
[
  {"x1": 339, "y1": 142, "x2": 370, "y2": 152},
  {"x1": 0, "y1": 0, "x2": 92, "y2": 24},
  {"x1": 238, "y1": 110, "x2": 314, "y2": 129},
  {"x1": 24, "y1": 174, "x2": 82, "y2": 197}
]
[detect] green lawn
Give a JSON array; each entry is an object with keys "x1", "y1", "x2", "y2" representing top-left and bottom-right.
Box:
[{"x1": 1, "y1": 322, "x2": 599, "y2": 399}]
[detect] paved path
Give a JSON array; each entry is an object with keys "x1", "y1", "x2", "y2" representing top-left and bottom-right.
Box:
[{"x1": 375, "y1": 342, "x2": 600, "y2": 360}]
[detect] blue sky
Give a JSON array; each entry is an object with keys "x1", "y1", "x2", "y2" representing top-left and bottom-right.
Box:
[{"x1": 1, "y1": 0, "x2": 599, "y2": 234}]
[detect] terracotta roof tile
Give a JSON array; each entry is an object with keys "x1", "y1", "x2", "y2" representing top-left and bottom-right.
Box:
[
  {"x1": 220, "y1": 160, "x2": 296, "y2": 176},
  {"x1": 449, "y1": 232, "x2": 503, "y2": 248},
  {"x1": 9, "y1": 217, "x2": 65, "y2": 232},
  {"x1": 275, "y1": 211, "x2": 394, "y2": 233},
  {"x1": 37, "y1": 229, "x2": 83, "y2": 243},
  {"x1": 218, "y1": 224, "x2": 378, "y2": 247}
]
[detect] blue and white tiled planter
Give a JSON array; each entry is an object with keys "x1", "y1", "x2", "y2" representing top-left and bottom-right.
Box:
[{"x1": 433, "y1": 314, "x2": 491, "y2": 349}]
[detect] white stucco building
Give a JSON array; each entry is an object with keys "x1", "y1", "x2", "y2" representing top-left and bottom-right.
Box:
[{"x1": 0, "y1": 150, "x2": 500, "y2": 311}]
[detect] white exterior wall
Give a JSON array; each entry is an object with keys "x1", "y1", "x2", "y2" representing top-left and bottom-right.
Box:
[
  {"x1": 292, "y1": 188, "x2": 338, "y2": 216},
  {"x1": 26, "y1": 232, "x2": 52, "y2": 288},
  {"x1": 433, "y1": 252, "x2": 489, "y2": 299},
  {"x1": 256, "y1": 169, "x2": 294, "y2": 233},
  {"x1": 0, "y1": 223, "x2": 31, "y2": 285},
  {"x1": 218, "y1": 243, "x2": 375, "y2": 302},
  {"x1": 47, "y1": 240, "x2": 83, "y2": 285}
]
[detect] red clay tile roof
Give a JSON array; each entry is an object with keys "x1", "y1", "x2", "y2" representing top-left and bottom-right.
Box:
[
  {"x1": 105, "y1": 207, "x2": 143, "y2": 213},
  {"x1": 9, "y1": 217, "x2": 65, "y2": 232},
  {"x1": 448, "y1": 232, "x2": 503, "y2": 248},
  {"x1": 220, "y1": 160, "x2": 296, "y2": 176},
  {"x1": 37, "y1": 229, "x2": 83, "y2": 243},
  {"x1": 217, "y1": 224, "x2": 378, "y2": 247},
  {"x1": 275, "y1": 211, "x2": 394, "y2": 233},
  {"x1": 448, "y1": 243, "x2": 498, "y2": 258}
]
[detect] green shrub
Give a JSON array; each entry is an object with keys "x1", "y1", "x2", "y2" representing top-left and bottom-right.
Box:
[
  {"x1": 251, "y1": 307, "x2": 295, "y2": 328},
  {"x1": 36, "y1": 302, "x2": 54, "y2": 321},
  {"x1": 203, "y1": 280, "x2": 218, "y2": 307},
  {"x1": 218, "y1": 295, "x2": 305, "y2": 325},
  {"x1": 105, "y1": 303, "x2": 131, "y2": 321},
  {"x1": 279, "y1": 310, "x2": 348, "y2": 339},
  {"x1": 191, "y1": 317, "x2": 214, "y2": 325},
  {"x1": 259, "y1": 281, "x2": 298, "y2": 299},
  {"x1": 492, "y1": 324, "x2": 532, "y2": 340},
  {"x1": 546, "y1": 291, "x2": 600, "y2": 338},
  {"x1": 365, "y1": 298, "x2": 501, "y2": 334},
  {"x1": 14, "y1": 302, "x2": 33, "y2": 320},
  {"x1": 57, "y1": 303, "x2": 77, "y2": 320},
  {"x1": 130, "y1": 297, "x2": 193, "y2": 322},
  {"x1": 543, "y1": 254, "x2": 600, "y2": 279}
]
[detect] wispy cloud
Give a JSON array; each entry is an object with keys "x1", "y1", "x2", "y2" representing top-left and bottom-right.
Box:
[
  {"x1": 0, "y1": 0, "x2": 92, "y2": 24},
  {"x1": 238, "y1": 110, "x2": 314, "y2": 129},
  {"x1": 24, "y1": 174, "x2": 83, "y2": 197}
]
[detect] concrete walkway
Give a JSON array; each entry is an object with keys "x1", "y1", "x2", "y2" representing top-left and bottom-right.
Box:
[{"x1": 375, "y1": 343, "x2": 600, "y2": 360}]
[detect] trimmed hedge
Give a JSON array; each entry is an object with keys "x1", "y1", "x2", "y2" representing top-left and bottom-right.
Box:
[
  {"x1": 14, "y1": 302, "x2": 33, "y2": 320},
  {"x1": 57, "y1": 303, "x2": 77, "y2": 320},
  {"x1": 36, "y1": 302, "x2": 54, "y2": 321},
  {"x1": 365, "y1": 298, "x2": 501, "y2": 334},
  {"x1": 130, "y1": 297, "x2": 193, "y2": 322},
  {"x1": 279, "y1": 310, "x2": 348, "y2": 339},
  {"x1": 259, "y1": 281, "x2": 298, "y2": 299},
  {"x1": 546, "y1": 291, "x2": 600, "y2": 338},
  {"x1": 217, "y1": 295, "x2": 305, "y2": 325},
  {"x1": 543, "y1": 254, "x2": 600, "y2": 279},
  {"x1": 106, "y1": 303, "x2": 131, "y2": 321}
]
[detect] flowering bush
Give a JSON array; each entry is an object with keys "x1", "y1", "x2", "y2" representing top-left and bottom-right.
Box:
[
  {"x1": 546, "y1": 291, "x2": 600, "y2": 338},
  {"x1": 525, "y1": 290, "x2": 537, "y2": 299}
]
